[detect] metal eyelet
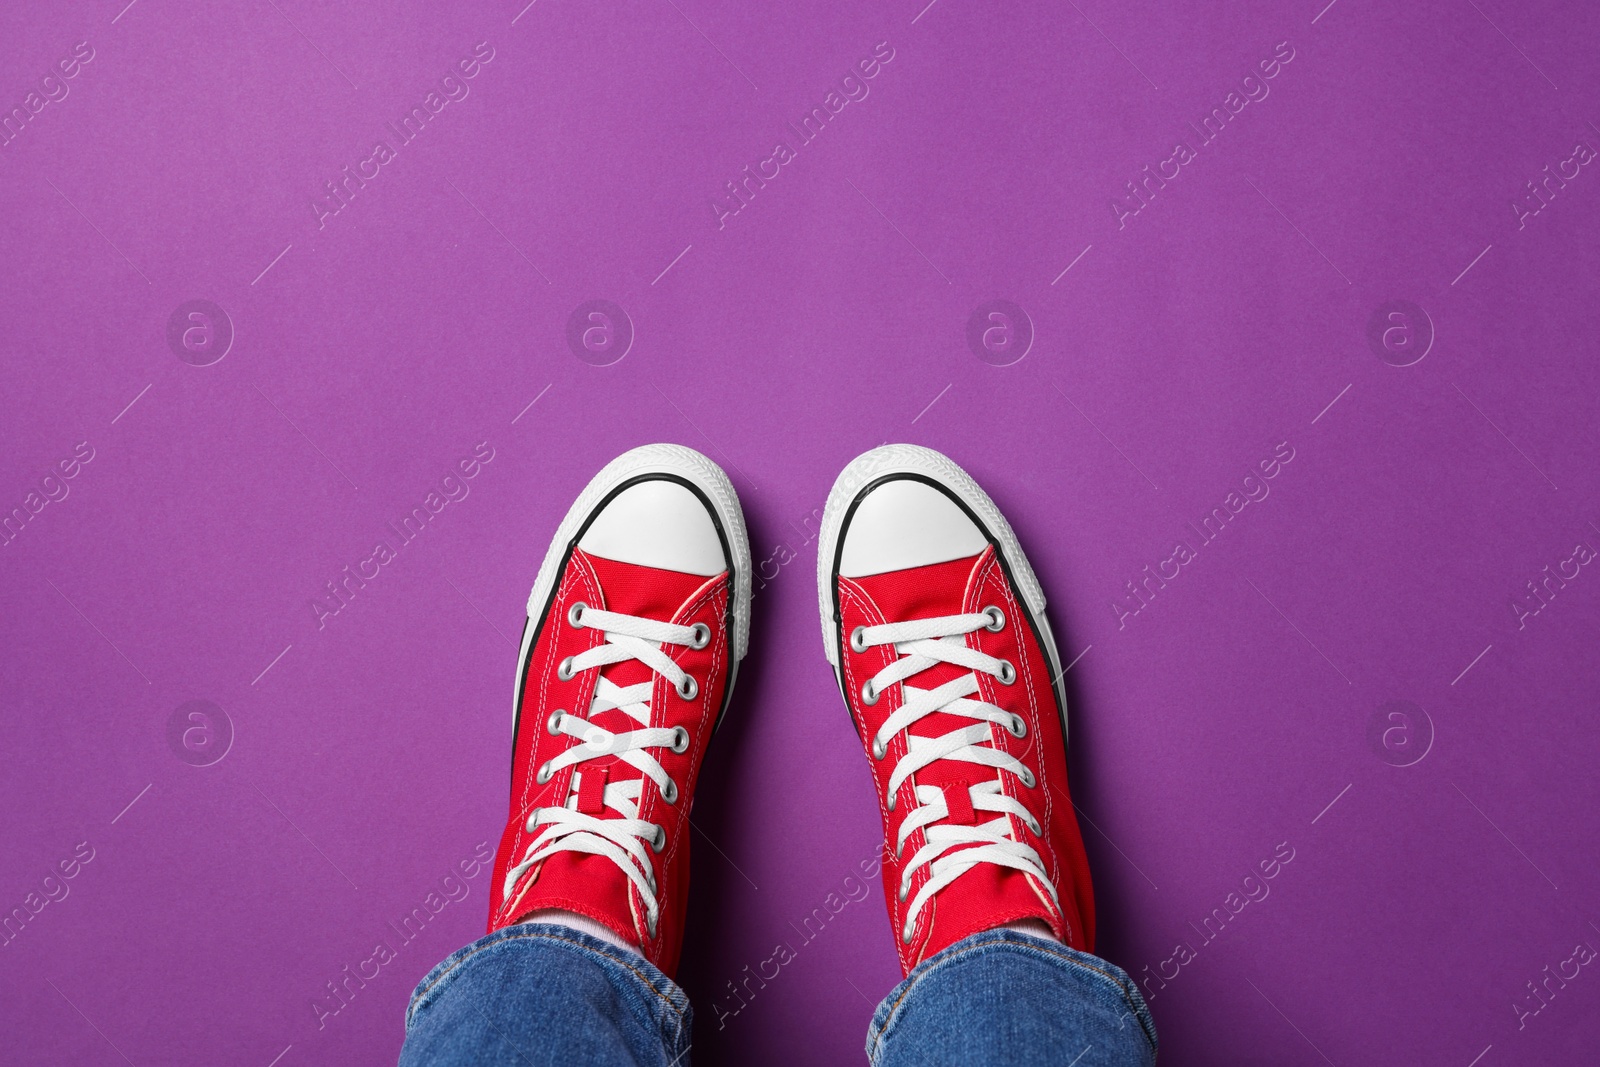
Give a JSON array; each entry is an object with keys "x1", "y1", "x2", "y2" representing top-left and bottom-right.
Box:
[
  {"x1": 536, "y1": 762, "x2": 553, "y2": 784},
  {"x1": 861, "y1": 680, "x2": 879, "y2": 706},
  {"x1": 524, "y1": 808, "x2": 541, "y2": 832},
  {"x1": 996, "y1": 659, "x2": 1016, "y2": 685},
  {"x1": 983, "y1": 606, "x2": 1005, "y2": 632},
  {"x1": 688, "y1": 623, "x2": 711, "y2": 650},
  {"x1": 557, "y1": 657, "x2": 575, "y2": 681},
  {"x1": 902, "y1": 924, "x2": 915, "y2": 945},
  {"x1": 1006, "y1": 714, "x2": 1027, "y2": 739},
  {"x1": 650, "y1": 824, "x2": 667, "y2": 853},
  {"x1": 1026, "y1": 815, "x2": 1042, "y2": 835},
  {"x1": 567, "y1": 602, "x2": 587, "y2": 627},
  {"x1": 676, "y1": 675, "x2": 698, "y2": 701},
  {"x1": 670, "y1": 726, "x2": 691, "y2": 754},
  {"x1": 1019, "y1": 766, "x2": 1037, "y2": 788},
  {"x1": 850, "y1": 626, "x2": 869, "y2": 653},
  {"x1": 871, "y1": 736, "x2": 888, "y2": 760},
  {"x1": 886, "y1": 792, "x2": 897, "y2": 812},
  {"x1": 894, "y1": 840, "x2": 905, "y2": 861},
  {"x1": 547, "y1": 710, "x2": 564, "y2": 736},
  {"x1": 897, "y1": 881, "x2": 909, "y2": 903},
  {"x1": 660, "y1": 778, "x2": 679, "y2": 804}
]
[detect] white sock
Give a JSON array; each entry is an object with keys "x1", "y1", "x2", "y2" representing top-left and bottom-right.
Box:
[
  {"x1": 521, "y1": 908, "x2": 645, "y2": 958},
  {"x1": 999, "y1": 918, "x2": 1062, "y2": 945}
]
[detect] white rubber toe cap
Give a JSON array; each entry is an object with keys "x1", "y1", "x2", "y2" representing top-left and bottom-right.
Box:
[
  {"x1": 838, "y1": 478, "x2": 988, "y2": 578},
  {"x1": 578, "y1": 479, "x2": 726, "y2": 576}
]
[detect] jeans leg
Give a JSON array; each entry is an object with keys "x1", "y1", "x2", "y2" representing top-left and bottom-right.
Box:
[
  {"x1": 398, "y1": 923, "x2": 693, "y2": 1067},
  {"x1": 866, "y1": 930, "x2": 1157, "y2": 1067}
]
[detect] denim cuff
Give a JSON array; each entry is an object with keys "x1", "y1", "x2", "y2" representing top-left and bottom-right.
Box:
[
  {"x1": 868, "y1": 929, "x2": 1158, "y2": 1064},
  {"x1": 404, "y1": 922, "x2": 692, "y2": 1045}
]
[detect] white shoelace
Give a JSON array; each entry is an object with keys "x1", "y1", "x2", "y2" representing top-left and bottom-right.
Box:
[
  {"x1": 854, "y1": 609, "x2": 1057, "y2": 943},
  {"x1": 503, "y1": 604, "x2": 707, "y2": 935}
]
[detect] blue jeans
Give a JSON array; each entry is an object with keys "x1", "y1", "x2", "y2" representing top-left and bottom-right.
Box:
[{"x1": 398, "y1": 923, "x2": 1157, "y2": 1065}]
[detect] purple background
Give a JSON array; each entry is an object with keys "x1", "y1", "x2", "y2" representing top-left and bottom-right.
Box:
[{"x1": 3, "y1": 1, "x2": 1599, "y2": 1064}]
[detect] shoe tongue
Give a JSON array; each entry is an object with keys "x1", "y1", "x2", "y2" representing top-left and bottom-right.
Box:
[
  {"x1": 576, "y1": 549, "x2": 712, "y2": 695},
  {"x1": 854, "y1": 551, "x2": 990, "y2": 789},
  {"x1": 527, "y1": 551, "x2": 719, "y2": 929},
  {"x1": 852, "y1": 552, "x2": 984, "y2": 622},
  {"x1": 581, "y1": 549, "x2": 713, "y2": 621},
  {"x1": 921, "y1": 851, "x2": 1055, "y2": 955},
  {"x1": 856, "y1": 550, "x2": 1054, "y2": 941}
]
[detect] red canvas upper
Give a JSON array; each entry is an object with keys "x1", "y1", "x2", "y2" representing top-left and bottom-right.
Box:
[
  {"x1": 488, "y1": 547, "x2": 731, "y2": 976},
  {"x1": 835, "y1": 546, "x2": 1095, "y2": 974}
]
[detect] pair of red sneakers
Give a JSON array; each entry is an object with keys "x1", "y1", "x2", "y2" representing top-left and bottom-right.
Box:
[{"x1": 487, "y1": 444, "x2": 1095, "y2": 978}]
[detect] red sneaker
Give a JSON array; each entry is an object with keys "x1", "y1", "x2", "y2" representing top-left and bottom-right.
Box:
[
  {"x1": 488, "y1": 445, "x2": 751, "y2": 977},
  {"x1": 817, "y1": 445, "x2": 1095, "y2": 975}
]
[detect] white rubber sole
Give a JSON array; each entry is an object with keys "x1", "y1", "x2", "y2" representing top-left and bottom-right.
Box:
[
  {"x1": 815, "y1": 444, "x2": 1069, "y2": 735},
  {"x1": 515, "y1": 444, "x2": 752, "y2": 730}
]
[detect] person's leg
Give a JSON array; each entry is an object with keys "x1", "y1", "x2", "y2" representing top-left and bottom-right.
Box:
[
  {"x1": 817, "y1": 445, "x2": 1155, "y2": 1064},
  {"x1": 398, "y1": 923, "x2": 692, "y2": 1067},
  {"x1": 399, "y1": 445, "x2": 752, "y2": 1065},
  {"x1": 866, "y1": 929, "x2": 1156, "y2": 1066}
]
